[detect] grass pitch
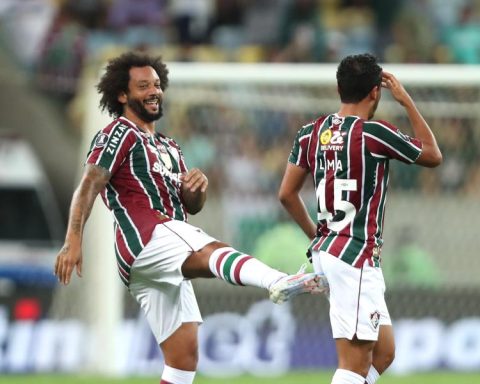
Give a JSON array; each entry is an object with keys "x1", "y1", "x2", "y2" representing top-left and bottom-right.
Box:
[{"x1": 1, "y1": 372, "x2": 479, "y2": 384}]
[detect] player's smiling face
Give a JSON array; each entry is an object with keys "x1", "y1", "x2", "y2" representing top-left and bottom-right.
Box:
[{"x1": 124, "y1": 66, "x2": 163, "y2": 123}]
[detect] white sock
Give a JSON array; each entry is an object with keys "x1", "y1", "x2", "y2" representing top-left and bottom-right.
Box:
[
  {"x1": 366, "y1": 365, "x2": 380, "y2": 384},
  {"x1": 161, "y1": 365, "x2": 195, "y2": 384},
  {"x1": 240, "y1": 257, "x2": 286, "y2": 289},
  {"x1": 208, "y1": 247, "x2": 285, "y2": 288},
  {"x1": 331, "y1": 368, "x2": 365, "y2": 384}
]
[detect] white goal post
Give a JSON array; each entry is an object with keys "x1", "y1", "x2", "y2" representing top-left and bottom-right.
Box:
[{"x1": 168, "y1": 62, "x2": 480, "y2": 86}]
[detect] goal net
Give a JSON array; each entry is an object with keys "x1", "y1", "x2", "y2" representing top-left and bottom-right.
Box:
[
  {"x1": 48, "y1": 60, "x2": 480, "y2": 376},
  {"x1": 164, "y1": 62, "x2": 480, "y2": 288},
  {"x1": 162, "y1": 62, "x2": 480, "y2": 376}
]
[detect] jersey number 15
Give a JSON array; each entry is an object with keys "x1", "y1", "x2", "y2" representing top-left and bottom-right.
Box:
[{"x1": 316, "y1": 178, "x2": 357, "y2": 231}]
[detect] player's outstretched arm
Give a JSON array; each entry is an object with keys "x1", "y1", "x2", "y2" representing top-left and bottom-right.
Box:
[
  {"x1": 54, "y1": 164, "x2": 111, "y2": 285},
  {"x1": 382, "y1": 71, "x2": 442, "y2": 168},
  {"x1": 181, "y1": 168, "x2": 208, "y2": 215}
]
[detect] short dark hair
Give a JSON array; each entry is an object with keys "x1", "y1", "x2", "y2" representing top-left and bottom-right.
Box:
[
  {"x1": 336, "y1": 53, "x2": 382, "y2": 103},
  {"x1": 97, "y1": 51, "x2": 169, "y2": 118}
]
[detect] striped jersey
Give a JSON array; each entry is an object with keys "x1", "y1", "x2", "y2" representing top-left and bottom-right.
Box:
[
  {"x1": 289, "y1": 114, "x2": 422, "y2": 268},
  {"x1": 85, "y1": 117, "x2": 188, "y2": 285}
]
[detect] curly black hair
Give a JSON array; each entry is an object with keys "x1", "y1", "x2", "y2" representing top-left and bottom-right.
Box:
[
  {"x1": 96, "y1": 51, "x2": 169, "y2": 118},
  {"x1": 336, "y1": 53, "x2": 382, "y2": 103}
]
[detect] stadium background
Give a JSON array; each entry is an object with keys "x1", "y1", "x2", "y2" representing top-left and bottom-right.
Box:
[{"x1": 0, "y1": 0, "x2": 479, "y2": 382}]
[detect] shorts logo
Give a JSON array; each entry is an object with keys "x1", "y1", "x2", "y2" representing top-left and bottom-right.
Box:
[
  {"x1": 370, "y1": 310, "x2": 380, "y2": 330},
  {"x1": 95, "y1": 133, "x2": 109, "y2": 148}
]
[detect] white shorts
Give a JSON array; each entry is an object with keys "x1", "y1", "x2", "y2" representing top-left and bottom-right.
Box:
[
  {"x1": 129, "y1": 220, "x2": 217, "y2": 344},
  {"x1": 312, "y1": 250, "x2": 391, "y2": 341}
]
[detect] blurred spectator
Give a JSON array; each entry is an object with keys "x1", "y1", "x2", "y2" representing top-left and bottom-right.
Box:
[
  {"x1": 0, "y1": 0, "x2": 56, "y2": 69},
  {"x1": 327, "y1": 3, "x2": 375, "y2": 60},
  {"x1": 242, "y1": 0, "x2": 286, "y2": 46},
  {"x1": 209, "y1": 0, "x2": 246, "y2": 50},
  {"x1": 370, "y1": 0, "x2": 403, "y2": 60},
  {"x1": 427, "y1": 0, "x2": 469, "y2": 29},
  {"x1": 169, "y1": 0, "x2": 213, "y2": 45},
  {"x1": 385, "y1": 0, "x2": 438, "y2": 62},
  {"x1": 106, "y1": 0, "x2": 168, "y2": 49},
  {"x1": 2, "y1": 0, "x2": 480, "y2": 68},
  {"x1": 35, "y1": 0, "x2": 87, "y2": 101},
  {"x1": 274, "y1": 0, "x2": 325, "y2": 62},
  {"x1": 66, "y1": 0, "x2": 108, "y2": 29},
  {"x1": 443, "y1": 2, "x2": 480, "y2": 64}
]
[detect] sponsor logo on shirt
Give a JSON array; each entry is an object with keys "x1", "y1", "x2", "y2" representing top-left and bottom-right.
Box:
[
  {"x1": 105, "y1": 124, "x2": 128, "y2": 155},
  {"x1": 152, "y1": 161, "x2": 181, "y2": 183},
  {"x1": 320, "y1": 129, "x2": 346, "y2": 151}
]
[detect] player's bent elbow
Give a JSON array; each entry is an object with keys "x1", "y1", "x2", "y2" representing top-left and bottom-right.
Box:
[
  {"x1": 432, "y1": 151, "x2": 443, "y2": 167},
  {"x1": 416, "y1": 148, "x2": 443, "y2": 168},
  {"x1": 425, "y1": 150, "x2": 443, "y2": 168},
  {"x1": 278, "y1": 190, "x2": 291, "y2": 206}
]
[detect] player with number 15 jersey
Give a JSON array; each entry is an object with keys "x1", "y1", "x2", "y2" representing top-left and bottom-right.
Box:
[
  {"x1": 279, "y1": 53, "x2": 442, "y2": 384},
  {"x1": 288, "y1": 113, "x2": 422, "y2": 268}
]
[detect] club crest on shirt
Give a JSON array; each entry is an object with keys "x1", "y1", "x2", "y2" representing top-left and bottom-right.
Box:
[
  {"x1": 95, "y1": 133, "x2": 109, "y2": 148},
  {"x1": 147, "y1": 142, "x2": 173, "y2": 170},
  {"x1": 332, "y1": 116, "x2": 344, "y2": 125},
  {"x1": 370, "y1": 310, "x2": 380, "y2": 330},
  {"x1": 157, "y1": 145, "x2": 173, "y2": 170}
]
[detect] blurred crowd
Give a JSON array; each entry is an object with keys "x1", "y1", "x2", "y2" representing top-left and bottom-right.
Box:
[
  {"x1": 1, "y1": 0, "x2": 480, "y2": 100},
  {"x1": 0, "y1": 0, "x2": 479, "y2": 199},
  {"x1": 162, "y1": 93, "x2": 480, "y2": 198}
]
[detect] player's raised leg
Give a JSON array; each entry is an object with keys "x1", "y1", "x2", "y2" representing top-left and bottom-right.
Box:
[{"x1": 181, "y1": 241, "x2": 324, "y2": 304}]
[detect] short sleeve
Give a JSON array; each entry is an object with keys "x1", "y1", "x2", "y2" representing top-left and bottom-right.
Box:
[
  {"x1": 288, "y1": 123, "x2": 314, "y2": 169},
  {"x1": 363, "y1": 120, "x2": 423, "y2": 164},
  {"x1": 85, "y1": 122, "x2": 138, "y2": 174},
  {"x1": 177, "y1": 146, "x2": 188, "y2": 173}
]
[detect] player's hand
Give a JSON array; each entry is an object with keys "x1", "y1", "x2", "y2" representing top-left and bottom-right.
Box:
[
  {"x1": 181, "y1": 168, "x2": 208, "y2": 193},
  {"x1": 54, "y1": 242, "x2": 83, "y2": 285},
  {"x1": 381, "y1": 71, "x2": 413, "y2": 107}
]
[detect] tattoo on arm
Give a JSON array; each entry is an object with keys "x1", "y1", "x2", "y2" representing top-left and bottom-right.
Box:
[
  {"x1": 61, "y1": 244, "x2": 70, "y2": 253},
  {"x1": 66, "y1": 164, "x2": 111, "y2": 240}
]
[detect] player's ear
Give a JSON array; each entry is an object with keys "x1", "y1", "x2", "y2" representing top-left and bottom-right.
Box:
[
  {"x1": 118, "y1": 91, "x2": 127, "y2": 104},
  {"x1": 370, "y1": 85, "x2": 380, "y2": 100}
]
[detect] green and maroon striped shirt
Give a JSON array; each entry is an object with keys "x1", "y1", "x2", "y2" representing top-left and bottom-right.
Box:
[
  {"x1": 289, "y1": 114, "x2": 422, "y2": 268},
  {"x1": 85, "y1": 117, "x2": 188, "y2": 285}
]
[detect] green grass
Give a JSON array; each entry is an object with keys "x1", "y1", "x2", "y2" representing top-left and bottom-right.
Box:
[{"x1": 1, "y1": 372, "x2": 479, "y2": 384}]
